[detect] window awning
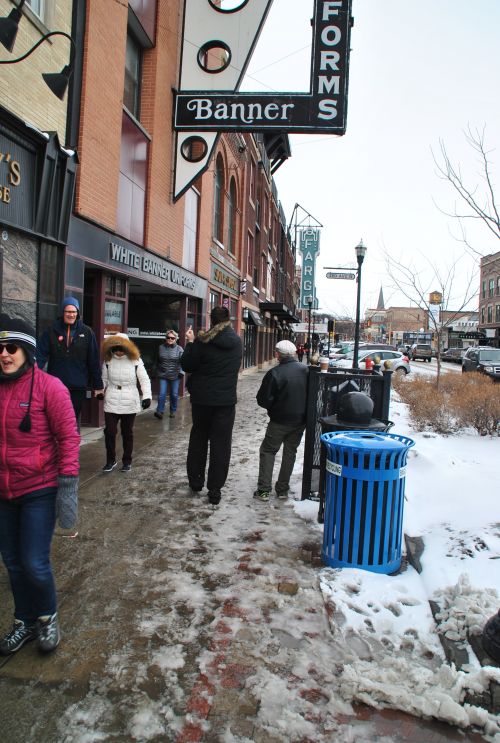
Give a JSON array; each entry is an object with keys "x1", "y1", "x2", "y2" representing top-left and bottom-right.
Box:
[
  {"x1": 246, "y1": 309, "x2": 265, "y2": 326},
  {"x1": 259, "y1": 302, "x2": 299, "y2": 323}
]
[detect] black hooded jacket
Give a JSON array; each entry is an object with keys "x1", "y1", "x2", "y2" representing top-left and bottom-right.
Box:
[{"x1": 180, "y1": 321, "x2": 242, "y2": 406}]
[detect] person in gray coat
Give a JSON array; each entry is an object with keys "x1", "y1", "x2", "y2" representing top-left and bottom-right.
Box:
[
  {"x1": 154, "y1": 330, "x2": 184, "y2": 420},
  {"x1": 254, "y1": 340, "x2": 308, "y2": 502}
]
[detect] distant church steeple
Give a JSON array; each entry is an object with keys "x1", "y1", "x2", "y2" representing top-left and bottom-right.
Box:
[{"x1": 376, "y1": 287, "x2": 385, "y2": 310}]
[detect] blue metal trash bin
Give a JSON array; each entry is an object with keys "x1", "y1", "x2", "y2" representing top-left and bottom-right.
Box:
[{"x1": 320, "y1": 430, "x2": 415, "y2": 574}]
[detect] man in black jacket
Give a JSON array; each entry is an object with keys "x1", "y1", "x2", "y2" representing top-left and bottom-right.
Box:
[
  {"x1": 181, "y1": 306, "x2": 242, "y2": 505},
  {"x1": 254, "y1": 340, "x2": 308, "y2": 502},
  {"x1": 37, "y1": 297, "x2": 103, "y2": 423}
]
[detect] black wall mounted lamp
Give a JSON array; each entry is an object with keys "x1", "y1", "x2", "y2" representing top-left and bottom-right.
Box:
[{"x1": 0, "y1": 1, "x2": 75, "y2": 100}]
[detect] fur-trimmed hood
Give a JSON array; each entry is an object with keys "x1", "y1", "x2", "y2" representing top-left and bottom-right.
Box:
[
  {"x1": 197, "y1": 321, "x2": 235, "y2": 347},
  {"x1": 101, "y1": 334, "x2": 140, "y2": 361}
]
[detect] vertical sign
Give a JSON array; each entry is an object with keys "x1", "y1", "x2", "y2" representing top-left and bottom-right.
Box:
[{"x1": 299, "y1": 228, "x2": 321, "y2": 309}]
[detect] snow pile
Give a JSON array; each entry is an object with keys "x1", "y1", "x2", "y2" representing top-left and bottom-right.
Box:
[{"x1": 295, "y1": 388, "x2": 500, "y2": 739}]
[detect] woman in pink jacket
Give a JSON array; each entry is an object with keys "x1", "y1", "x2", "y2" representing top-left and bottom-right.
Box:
[{"x1": 0, "y1": 315, "x2": 80, "y2": 656}]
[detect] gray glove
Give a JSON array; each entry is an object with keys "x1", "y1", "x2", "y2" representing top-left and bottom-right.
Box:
[{"x1": 56, "y1": 476, "x2": 79, "y2": 529}]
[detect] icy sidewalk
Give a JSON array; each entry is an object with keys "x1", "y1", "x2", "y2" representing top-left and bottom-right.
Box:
[{"x1": 0, "y1": 370, "x2": 496, "y2": 742}]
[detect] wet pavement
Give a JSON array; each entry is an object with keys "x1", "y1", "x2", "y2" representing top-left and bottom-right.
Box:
[{"x1": 0, "y1": 369, "x2": 491, "y2": 742}]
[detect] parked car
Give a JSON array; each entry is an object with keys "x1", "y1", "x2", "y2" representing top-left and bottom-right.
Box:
[
  {"x1": 462, "y1": 346, "x2": 500, "y2": 380},
  {"x1": 441, "y1": 347, "x2": 464, "y2": 364},
  {"x1": 410, "y1": 343, "x2": 432, "y2": 362},
  {"x1": 329, "y1": 348, "x2": 411, "y2": 375}
]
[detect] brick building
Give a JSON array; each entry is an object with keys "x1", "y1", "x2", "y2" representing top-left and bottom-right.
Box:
[
  {"x1": 0, "y1": 1, "x2": 299, "y2": 424},
  {"x1": 479, "y1": 250, "x2": 500, "y2": 347}
]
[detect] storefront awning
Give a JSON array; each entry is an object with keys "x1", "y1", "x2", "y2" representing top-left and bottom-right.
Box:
[
  {"x1": 259, "y1": 302, "x2": 299, "y2": 323},
  {"x1": 247, "y1": 309, "x2": 264, "y2": 326}
]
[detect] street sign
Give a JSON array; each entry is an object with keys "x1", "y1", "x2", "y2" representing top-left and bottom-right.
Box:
[{"x1": 326, "y1": 272, "x2": 355, "y2": 280}]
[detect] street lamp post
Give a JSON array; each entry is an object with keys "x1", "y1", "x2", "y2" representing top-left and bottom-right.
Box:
[
  {"x1": 352, "y1": 239, "x2": 367, "y2": 369},
  {"x1": 305, "y1": 295, "x2": 313, "y2": 362}
]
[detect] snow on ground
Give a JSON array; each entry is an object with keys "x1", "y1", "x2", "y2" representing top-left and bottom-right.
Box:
[{"x1": 293, "y1": 382, "x2": 500, "y2": 740}]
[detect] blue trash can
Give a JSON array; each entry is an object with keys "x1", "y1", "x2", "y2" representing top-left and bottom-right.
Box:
[{"x1": 320, "y1": 430, "x2": 415, "y2": 574}]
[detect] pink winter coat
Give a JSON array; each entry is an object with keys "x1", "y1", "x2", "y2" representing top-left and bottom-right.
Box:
[{"x1": 0, "y1": 366, "x2": 80, "y2": 500}]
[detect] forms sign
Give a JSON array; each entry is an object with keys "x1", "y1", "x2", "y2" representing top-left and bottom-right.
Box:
[{"x1": 173, "y1": 0, "x2": 353, "y2": 200}]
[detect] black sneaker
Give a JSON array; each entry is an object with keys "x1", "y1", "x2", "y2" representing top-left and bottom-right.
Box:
[
  {"x1": 0, "y1": 619, "x2": 37, "y2": 655},
  {"x1": 121, "y1": 463, "x2": 132, "y2": 472},
  {"x1": 102, "y1": 461, "x2": 117, "y2": 473},
  {"x1": 253, "y1": 489, "x2": 270, "y2": 502},
  {"x1": 154, "y1": 411, "x2": 163, "y2": 420},
  {"x1": 208, "y1": 489, "x2": 221, "y2": 505},
  {"x1": 169, "y1": 412, "x2": 176, "y2": 418},
  {"x1": 37, "y1": 613, "x2": 60, "y2": 653},
  {"x1": 276, "y1": 490, "x2": 288, "y2": 500}
]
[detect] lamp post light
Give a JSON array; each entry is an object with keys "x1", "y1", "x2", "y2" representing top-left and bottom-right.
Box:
[
  {"x1": 305, "y1": 294, "x2": 313, "y2": 362},
  {"x1": 352, "y1": 239, "x2": 367, "y2": 369}
]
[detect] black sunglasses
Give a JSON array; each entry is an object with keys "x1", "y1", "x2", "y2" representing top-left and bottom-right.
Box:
[
  {"x1": 111, "y1": 346, "x2": 125, "y2": 353},
  {"x1": 0, "y1": 343, "x2": 20, "y2": 354},
  {"x1": 166, "y1": 336, "x2": 176, "y2": 340}
]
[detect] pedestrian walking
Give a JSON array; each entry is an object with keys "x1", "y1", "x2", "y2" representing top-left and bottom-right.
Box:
[
  {"x1": 303, "y1": 340, "x2": 311, "y2": 364},
  {"x1": 100, "y1": 333, "x2": 152, "y2": 473},
  {"x1": 0, "y1": 315, "x2": 80, "y2": 656},
  {"x1": 297, "y1": 343, "x2": 304, "y2": 362},
  {"x1": 154, "y1": 330, "x2": 184, "y2": 420},
  {"x1": 37, "y1": 296, "x2": 104, "y2": 424},
  {"x1": 253, "y1": 340, "x2": 309, "y2": 502},
  {"x1": 181, "y1": 306, "x2": 242, "y2": 505}
]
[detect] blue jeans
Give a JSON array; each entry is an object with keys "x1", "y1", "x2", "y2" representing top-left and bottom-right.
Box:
[
  {"x1": 157, "y1": 377, "x2": 180, "y2": 414},
  {"x1": 0, "y1": 489, "x2": 57, "y2": 624}
]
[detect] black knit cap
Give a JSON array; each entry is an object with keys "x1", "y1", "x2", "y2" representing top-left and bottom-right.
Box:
[
  {"x1": 0, "y1": 314, "x2": 37, "y2": 432},
  {"x1": 0, "y1": 314, "x2": 36, "y2": 366}
]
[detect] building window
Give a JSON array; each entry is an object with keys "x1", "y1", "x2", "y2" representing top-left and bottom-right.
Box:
[
  {"x1": 183, "y1": 187, "x2": 199, "y2": 272},
  {"x1": 487, "y1": 305, "x2": 493, "y2": 323},
  {"x1": 227, "y1": 177, "x2": 237, "y2": 256},
  {"x1": 495, "y1": 305, "x2": 500, "y2": 323},
  {"x1": 261, "y1": 253, "x2": 267, "y2": 291},
  {"x1": 253, "y1": 236, "x2": 259, "y2": 287},
  {"x1": 210, "y1": 290, "x2": 221, "y2": 311},
  {"x1": 481, "y1": 307, "x2": 485, "y2": 324},
  {"x1": 482, "y1": 280, "x2": 486, "y2": 299},
  {"x1": 247, "y1": 232, "x2": 254, "y2": 278},
  {"x1": 124, "y1": 33, "x2": 142, "y2": 119},
  {"x1": 26, "y1": 0, "x2": 43, "y2": 18},
  {"x1": 489, "y1": 279, "x2": 495, "y2": 297},
  {"x1": 37, "y1": 243, "x2": 63, "y2": 333},
  {"x1": 249, "y1": 158, "x2": 256, "y2": 203},
  {"x1": 213, "y1": 155, "x2": 224, "y2": 244}
]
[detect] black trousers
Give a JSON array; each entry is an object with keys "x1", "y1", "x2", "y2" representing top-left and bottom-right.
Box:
[
  {"x1": 69, "y1": 389, "x2": 87, "y2": 424},
  {"x1": 186, "y1": 404, "x2": 236, "y2": 492},
  {"x1": 104, "y1": 412, "x2": 136, "y2": 465}
]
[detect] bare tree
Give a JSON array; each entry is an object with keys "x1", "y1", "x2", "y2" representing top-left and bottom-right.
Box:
[
  {"x1": 384, "y1": 250, "x2": 478, "y2": 382},
  {"x1": 433, "y1": 126, "x2": 500, "y2": 256}
]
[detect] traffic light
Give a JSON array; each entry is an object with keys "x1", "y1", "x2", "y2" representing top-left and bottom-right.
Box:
[{"x1": 327, "y1": 319, "x2": 334, "y2": 333}]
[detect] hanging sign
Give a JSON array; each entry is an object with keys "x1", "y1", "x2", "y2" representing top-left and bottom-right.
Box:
[
  {"x1": 299, "y1": 228, "x2": 321, "y2": 309},
  {"x1": 173, "y1": 0, "x2": 353, "y2": 200}
]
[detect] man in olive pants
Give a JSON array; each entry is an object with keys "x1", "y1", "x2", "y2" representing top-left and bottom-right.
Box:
[{"x1": 254, "y1": 340, "x2": 309, "y2": 502}]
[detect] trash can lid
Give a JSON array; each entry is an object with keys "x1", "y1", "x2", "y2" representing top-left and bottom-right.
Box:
[{"x1": 321, "y1": 430, "x2": 414, "y2": 452}]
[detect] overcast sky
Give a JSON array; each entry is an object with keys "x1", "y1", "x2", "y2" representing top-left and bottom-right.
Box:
[{"x1": 242, "y1": 0, "x2": 500, "y2": 317}]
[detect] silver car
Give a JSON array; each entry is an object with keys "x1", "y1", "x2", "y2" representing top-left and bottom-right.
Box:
[{"x1": 329, "y1": 348, "x2": 411, "y2": 375}]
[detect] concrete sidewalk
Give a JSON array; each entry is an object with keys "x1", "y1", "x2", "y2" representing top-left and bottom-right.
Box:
[{"x1": 0, "y1": 370, "x2": 489, "y2": 742}]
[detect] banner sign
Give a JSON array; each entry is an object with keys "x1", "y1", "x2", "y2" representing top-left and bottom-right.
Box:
[
  {"x1": 299, "y1": 227, "x2": 321, "y2": 309},
  {"x1": 173, "y1": 0, "x2": 353, "y2": 200}
]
